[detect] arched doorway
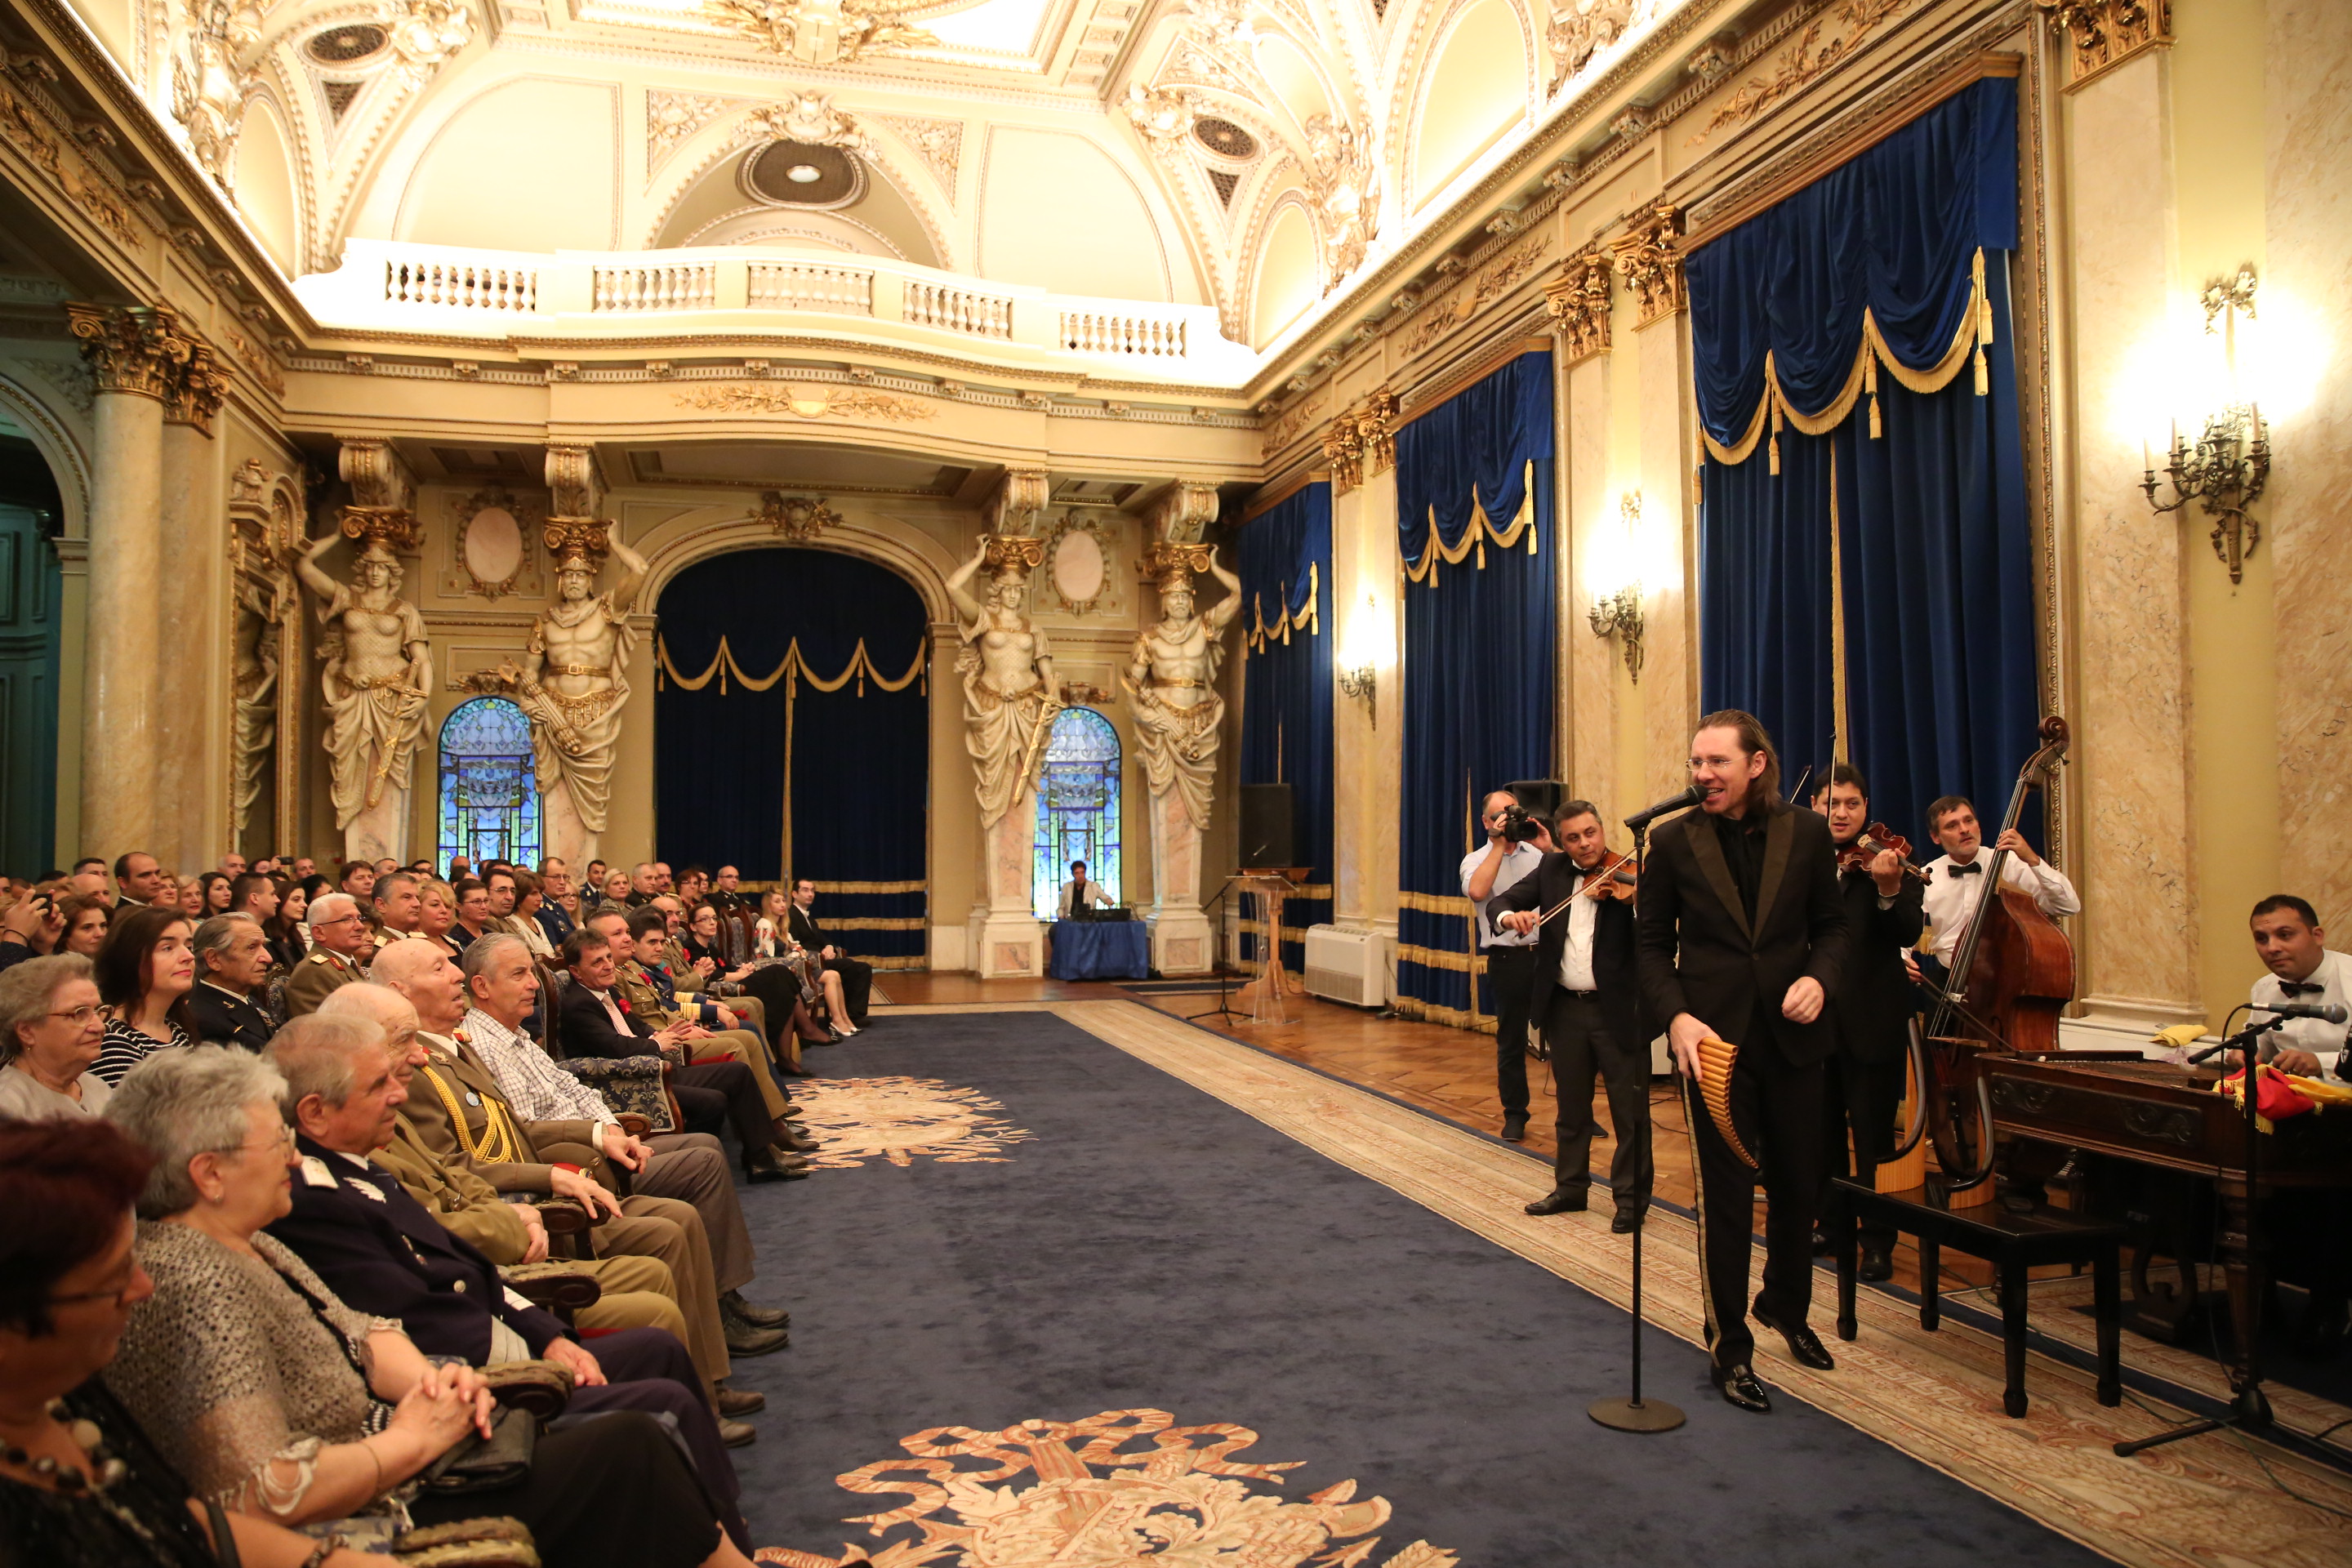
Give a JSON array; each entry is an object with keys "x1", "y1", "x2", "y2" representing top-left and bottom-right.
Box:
[
  {"x1": 0, "y1": 421, "x2": 63, "y2": 875},
  {"x1": 653, "y1": 547, "x2": 929, "y2": 969},
  {"x1": 437, "y1": 696, "x2": 542, "y2": 870},
  {"x1": 1031, "y1": 707, "x2": 1120, "y2": 919}
]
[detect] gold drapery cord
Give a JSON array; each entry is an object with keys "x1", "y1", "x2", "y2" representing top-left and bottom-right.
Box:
[
  {"x1": 1245, "y1": 562, "x2": 1321, "y2": 652},
  {"x1": 1402, "y1": 461, "x2": 1540, "y2": 586},
  {"x1": 653, "y1": 635, "x2": 927, "y2": 696},
  {"x1": 1700, "y1": 248, "x2": 1994, "y2": 474}
]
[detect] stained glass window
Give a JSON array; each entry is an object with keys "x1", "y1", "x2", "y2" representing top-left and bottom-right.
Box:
[
  {"x1": 1032, "y1": 706, "x2": 1120, "y2": 919},
  {"x1": 438, "y1": 697, "x2": 541, "y2": 871}
]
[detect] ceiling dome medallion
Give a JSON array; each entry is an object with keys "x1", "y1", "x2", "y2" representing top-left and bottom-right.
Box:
[
  {"x1": 1192, "y1": 118, "x2": 1258, "y2": 160},
  {"x1": 306, "y1": 24, "x2": 389, "y2": 64}
]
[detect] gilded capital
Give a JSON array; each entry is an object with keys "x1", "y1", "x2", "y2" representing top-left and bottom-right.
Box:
[
  {"x1": 1610, "y1": 203, "x2": 1686, "y2": 326},
  {"x1": 979, "y1": 532, "x2": 1046, "y2": 573},
  {"x1": 1149, "y1": 479, "x2": 1221, "y2": 546},
  {"x1": 2034, "y1": 0, "x2": 2171, "y2": 89},
  {"x1": 1355, "y1": 386, "x2": 1398, "y2": 477},
  {"x1": 983, "y1": 468, "x2": 1050, "y2": 537},
  {"x1": 543, "y1": 514, "x2": 612, "y2": 571},
  {"x1": 339, "y1": 437, "x2": 418, "y2": 514},
  {"x1": 1544, "y1": 247, "x2": 1615, "y2": 364},
  {"x1": 64, "y1": 303, "x2": 193, "y2": 402},
  {"x1": 164, "y1": 344, "x2": 229, "y2": 434},
  {"x1": 1324, "y1": 418, "x2": 1364, "y2": 496},
  {"x1": 1139, "y1": 540, "x2": 1214, "y2": 591},
  {"x1": 545, "y1": 443, "x2": 604, "y2": 519}
]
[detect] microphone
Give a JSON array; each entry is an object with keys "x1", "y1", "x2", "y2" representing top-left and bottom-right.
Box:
[
  {"x1": 1624, "y1": 785, "x2": 1704, "y2": 831},
  {"x1": 2256, "y1": 1000, "x2": 2350, "y2": 1024}
]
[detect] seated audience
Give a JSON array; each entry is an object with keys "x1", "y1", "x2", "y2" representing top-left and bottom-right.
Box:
[
  {"x1": 0, "y1": 885, "x2": 66, "y2": 975},
  {"x1": 679, "y1": 901, "x2": 819, "y2": 1069},
  {"x1": 448, "y1": 879, "x2": 492, "y2": 951},
  {"x1": 56, "y1": 894, "x2": 114, "y2": 960},
  {"x1": 788, "y1": 878, "x2": 873, "y2": 1030},
  {"x1": 113, "y1": 853, "x2": 164, "y2": 914},
  {"x1": 534, "y1": 860, "x2": 578, "y2": 949},
  {"x1": 100, "y1": 1045, "x2": 756, "y2": 1566},
  {"x1": 194, "y1": 874, "x2": 234, "y2": 920},
  {"x1": 262, "y1": 880, "x2": 307, "y2": 970},
  {"x1": 0, "y1": 954, "x2": 110, "y2": 1118},
  {"x1": 91, "y1": 906, "x2": 196, "y2": 1087},
  {"x1": 370, "y1": 872, "x2": 425, "y2": 947},
  {"x1": 635, "y1": 903, "x2": 777, "y2": 1052},
  {"x1": 0, "y1": 1119, "x2": 386, "y2": 1568},
  {"x1": 506, "y1": 869, "x2": 558, "y2": 960},
  {"x1": 595, "y1": 868, "x2": 633, "y2": 912},
  {"x1": 336, "y1": 861, "x2": 376, "y2": 906},
  {"x1": 282, "y1": 893, "x2": 371, "y2": 1019},
  {"x1": 414, "y1": 878, "x2": 462, "y2": 959},
  {"x1": 185, "y1": 915, "x2": 277, "y2": 1053}
]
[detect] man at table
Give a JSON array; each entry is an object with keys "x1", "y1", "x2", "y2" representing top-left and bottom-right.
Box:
[{"x1": 1058, "y1": 861, "x2": 1115, "y2": 920}]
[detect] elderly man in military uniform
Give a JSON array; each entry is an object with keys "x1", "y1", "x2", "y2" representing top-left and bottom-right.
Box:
[{"x1": 283, "y1": 890, "x2": 374, "y2": 1017}]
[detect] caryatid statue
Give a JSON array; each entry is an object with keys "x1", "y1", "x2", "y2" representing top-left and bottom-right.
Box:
[
  {"x1": 506, "y1": 517, "x2": 648, "y2": 868},
  {"x1": 295, "y1": 506, "x2": 433, "y2": 862},
  {"x1": 947, "y1": 535, "x2": 1058, "y2": 829},
  {"x1": 1124, "y1": 543, "x2": 1242, "y2": 833}
]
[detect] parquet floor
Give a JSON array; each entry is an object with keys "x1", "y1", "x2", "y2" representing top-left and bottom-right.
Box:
[{"x1": 873, "y1": 970, "x2": 1998, "y2": 1298}]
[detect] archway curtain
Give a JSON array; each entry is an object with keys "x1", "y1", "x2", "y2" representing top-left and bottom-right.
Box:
[
  {"x1": 1237, "y1": 481, "x2": 1334, "y2": 976},
  {"x1": 654, "y1": 548, "x2": 929, "y2": 969},
  {"x1": 1394, "y1": 349, "x2": 1557, "y2": 1029},
  {"x1": 1691, "y1": 72, "x2": 2039, "y2": 849}
]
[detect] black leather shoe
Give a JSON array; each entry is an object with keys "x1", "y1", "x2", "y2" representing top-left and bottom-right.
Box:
[
  {"x1": 1753, "y1": 1305, "x2": 1836, "y2": 1370},
  {"x1": 1857, "y1": 1247, "x2": 1894, "y2": 1283},
  {"x1": 1610, "y1": 1210, "x2": 1642, "y2": 1235},
  {"x1": 1500, "y1": 1113, "x2": 1529, "y2": 1143},
  {"x1": 721, "y1": 1290, "x2": 790, "y2": 1329},
  {"x1": 1811, "y1": 1225, "x2": 1833, "y2": 1257},
  {"x1": 744, "y1": 1157, "x2": 809, "y2": 1184},
  {"x1": 1711, "y1": 1362, "x2": 1772, "y2": 1413},
  {"x1": 1523, "y1": 1188, "x2": 1588, "y2": 1216}
]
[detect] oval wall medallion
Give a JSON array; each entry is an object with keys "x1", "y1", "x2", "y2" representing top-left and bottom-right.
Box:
[
  {"x1": 1052, "y1": 528, "x2": 1106, "y2": 608},
  {"x1": 462, "y1": 506, "x2": 523, "y2": 595}
]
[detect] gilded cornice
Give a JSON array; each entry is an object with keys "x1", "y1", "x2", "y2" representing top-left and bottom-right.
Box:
[{"x1": 2032, "y1": 0, "x2": 2169, "y2": 91}]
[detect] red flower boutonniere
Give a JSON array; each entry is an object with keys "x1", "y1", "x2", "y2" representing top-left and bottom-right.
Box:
[{"x1": 616, "y1": 996, "x2": 631, "y2": 1013}]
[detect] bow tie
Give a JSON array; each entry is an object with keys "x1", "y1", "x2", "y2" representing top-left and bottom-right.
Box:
[
  {"x1": 2280, "y1": 981, "x2": 2327, "y2": 997},
  {"x1": 1948, "y1": 862, "x2": 1984, "y2": 879}
]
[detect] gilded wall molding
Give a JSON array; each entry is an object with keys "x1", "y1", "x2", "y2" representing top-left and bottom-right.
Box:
[
  {"x1": 2032, "y1": 0, "x2": 2169, "y2": 91},
  {"x1": 1356, "y1": 385, "x2": 1398, "y2": 477},
  {"x1": 1610, "y1": 203, "x2": 1686, "y2": 325},
  {"x1": 755, "y1": 491, "x2": 841, "y2": 540},
  {"x1": 1544, "y1": 245, "x2": 1615, "y2": 364}
]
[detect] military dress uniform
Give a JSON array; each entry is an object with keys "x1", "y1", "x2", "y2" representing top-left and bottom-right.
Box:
[{"x1": 281, "y1": 946, "x2": 364, "y2": 1018}]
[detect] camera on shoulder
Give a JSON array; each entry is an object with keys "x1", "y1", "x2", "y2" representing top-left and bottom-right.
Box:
[{"x1": 1494, "y1": 804, "x2": 1545, "y2": 844}]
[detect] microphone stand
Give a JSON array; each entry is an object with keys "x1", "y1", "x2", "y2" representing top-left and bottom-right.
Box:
[
  {"x1": 2113, "y1": 1014, "x2": 2286, "y2": 1455},
  {"x1": 1590, "y1": 806, "x2": 1688, "y2": 1434},
  {"x1": 1180, "y1": 874, "x2": 1244, "y2": 1026}
]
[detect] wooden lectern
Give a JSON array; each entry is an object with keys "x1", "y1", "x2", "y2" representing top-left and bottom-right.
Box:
[{"x1": 1234, "y1": 867, "x2": 1310, "y2": 1025}]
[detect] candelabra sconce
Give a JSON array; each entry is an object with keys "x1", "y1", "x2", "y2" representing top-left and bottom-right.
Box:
[
  {"x1": 1588, "y1": 585, "x2": 1646, "y2": 682},
  {"x1": 2142, "y1": 403, "x2": 2270, "y2": 584},
  {"x1": 1338, "y1": 663, "x2": 1378, "y2": 728}
]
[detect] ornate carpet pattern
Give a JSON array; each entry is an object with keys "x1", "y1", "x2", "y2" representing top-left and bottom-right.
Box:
[
  {"x1": 791, "y1": 1076, "x2": 1033, "y2": 1169},
  {"x1": 945, "y1": 1000, "x2": 2352, "y2": 1568},
  {"x1": 755, "y1": 1409, "x2": 1456, "y2": 1568}
]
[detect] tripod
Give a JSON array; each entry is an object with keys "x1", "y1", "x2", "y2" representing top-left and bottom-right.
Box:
[
  {"x1": 2113, "y1": 1013, "x2": 2285, "y2": 1455},
  {"x1": 1181, "y1": 875, "x2": 1244, "y2": 1026}
]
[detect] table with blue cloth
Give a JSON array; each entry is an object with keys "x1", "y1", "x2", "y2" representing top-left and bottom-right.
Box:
[{"x1": 1049, "y1": 919, "x2": 1150, "y2": 980}]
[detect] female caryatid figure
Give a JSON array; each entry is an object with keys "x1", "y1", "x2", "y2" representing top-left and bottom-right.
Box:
[
  {"x1": 295, "y1": 510, "x2": 432, "y2": 861},
  {"x1": 1125, "y1": 545, "x2": 1241, "y2": 833},
  {"x1": 510, "y1": 518, "x2": 648, "y2": 867},
  {"x1": 947, "y1": 537, "x2": 1058, "y2": 829}
]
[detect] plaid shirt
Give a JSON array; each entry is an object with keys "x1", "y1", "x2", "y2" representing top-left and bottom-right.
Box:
[{"x1": 459, "y1": 1006, "x2": 616, "y2": 1128}]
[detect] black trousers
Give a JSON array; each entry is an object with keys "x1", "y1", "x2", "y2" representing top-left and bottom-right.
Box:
[
  {"x1": 1823, "y1": 1050, "x2": 1905, "y2": 1248},
  {"x1": 1543, "y1": 990, "x2": 1652, "y2": 1213},
  {"x1": 1684, "y1": 1020, "x2": 1826, "y2": 1371},
  {"x1": 1484, "y1": 946, "x2": 1539, "y2": 1115},
  {"x1": 672, "y1": 1059, "x2": 770, "y2": 1161},
  {"x1": 824, "y1": 952, "x2": 873, "y2": 1024}
]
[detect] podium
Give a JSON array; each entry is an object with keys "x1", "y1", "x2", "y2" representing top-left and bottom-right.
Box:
[{"x1": 1234, "y1": 868, "x2": 1310, "y2": 1025}]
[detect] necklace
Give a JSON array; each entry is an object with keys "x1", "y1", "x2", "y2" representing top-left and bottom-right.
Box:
[{"x1": 0, "y1": 1399, "x2": 164, "y2": 1549}]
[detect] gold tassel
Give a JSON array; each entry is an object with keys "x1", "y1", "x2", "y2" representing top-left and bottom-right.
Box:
[
  {"x1": 1974, "y1": 248, "x2": 1993, "y2": 395},
  {"x1": 1866, "y1": 353, "x2": 1881, "y2": 439},
  {"x1": 1975, "y1": 345, "x2": 1988, "y2": 396},
  {"x1": 1475, "y1": 535, "x2": 1486, "y2": 570},
  {"x1": 1769, "y1": 396, "x2": 1783, "y2": 475}
]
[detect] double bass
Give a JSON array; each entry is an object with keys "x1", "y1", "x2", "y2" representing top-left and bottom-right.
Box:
[{"x1": 1900, "y1": 716, "x2": 2077, "y2": 1186}]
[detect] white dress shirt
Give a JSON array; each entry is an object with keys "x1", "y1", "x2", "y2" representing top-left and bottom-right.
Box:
[
  {"x1": 1919, "y1": 849, "x2": 2080, "y2": 966},
  {"x1": 1460, "y1": 840, "x2": 1542, "y2": 949},
  {"x1": 2251, "y1": 948, "x2": 2352, "y2": 1077},
  {"x1": 460, "y1": 1005, "x2": 617, "y2": 1128},
  {"x1": 1058, "y1": 879, "x2": 1113, "y2": 918},
  {"x1": 1557, "y1": 864, "x2": 1602, "y2": 991}
]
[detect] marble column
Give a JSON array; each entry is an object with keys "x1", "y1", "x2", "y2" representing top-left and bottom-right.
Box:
[
  {"x1": 2065, "y1": 54, "x2": 2205, "y2": 1037},
  {"x1": 65, "y1": 305, "x2": 184, "y2": 862},
  {"x1": 1328, "y1": 410, "x2": 1403, "y2": 952},
  {"x1": 2268, "y1": 0, "x2": 2352, "y2": 926},
  {"x1": 1634, "y1": 308, "x2": 1696, "y2": 805},
  {"x1": 158, "y1": 346, "x2": 228, "y2": 867},
  {"x1": 1563, "y1": 354, "x2": 1620, "y2": 825}
]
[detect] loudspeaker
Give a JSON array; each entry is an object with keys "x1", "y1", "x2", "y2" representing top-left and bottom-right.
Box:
[
  {"x1": 1507, "y1": 778, "x2": 1566, "y2": 822},
  {"x1": 1238, "y1": 783, "x2": 1294, "y2": 868}
]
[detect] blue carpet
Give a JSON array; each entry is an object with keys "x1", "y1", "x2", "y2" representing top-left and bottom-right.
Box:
[{"x1": 723, "y1": 1012, "x2": 2110, "y2": 1566}]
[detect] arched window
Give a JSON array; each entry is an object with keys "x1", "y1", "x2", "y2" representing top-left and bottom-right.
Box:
[
  {"x1": 1032, "y1": 707, "x2": 1120, "y2": 918},
  {"x1": 438, "y1": 697, "x2": 541, "y2": 871}
]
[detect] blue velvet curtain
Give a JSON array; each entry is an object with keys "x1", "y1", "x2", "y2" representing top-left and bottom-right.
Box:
[
  {"x1": 1394, "y1": 350, "x2": 1557, "y2": 1027},
  {"x1": 1237, "y1": 483, "x2": 1334, "y2": 974},
  {"x1": 1692, "y1": 75, "x2": 2041, "y2": 847},
  {"x1": 654, "y1": 549, "x2": 930, "y2": 965}
]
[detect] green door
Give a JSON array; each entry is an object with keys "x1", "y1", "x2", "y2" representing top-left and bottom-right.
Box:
[{"x1": 0, "y1": 457, "x2": 64, "y2": 875}]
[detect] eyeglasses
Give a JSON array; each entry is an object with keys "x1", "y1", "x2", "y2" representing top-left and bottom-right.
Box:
[
  {"x1": 217, "y1": 1124, "x2": 297, "y2": 1160},
  {"x1": 46, "y1": 1004, "x2": 103, "y2": 1027},
  {"x1": 48, "y1": 1273, "x2": 141, "y2": 1309},
  {"x1": 313, "y1": 913, "x2": 363, "y2": 929}
]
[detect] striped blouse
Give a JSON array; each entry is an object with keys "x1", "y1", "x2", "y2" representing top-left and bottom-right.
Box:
[{"x1": 91, "y1": 1016, "x2": 194, "y2": 1087}]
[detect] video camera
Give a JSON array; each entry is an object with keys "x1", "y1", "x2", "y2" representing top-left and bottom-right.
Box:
[{"x1": 1493, "y1": 803, "x2": 1547, "y2": 844}]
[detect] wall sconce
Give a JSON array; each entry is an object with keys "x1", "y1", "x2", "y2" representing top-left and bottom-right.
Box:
[
  {"x1": 2144, "y1": 406, "x2": 2270, "y2": 585},
  {"x1": 1588, "y1": 585, "x2": 1646, "y2": 682},
  {"x1": 1338, "y1": 662, "x2": 1377, "y2": 725},
  {"x1": 1338, "y1": 590, "x2": 1384, "y2": 727}
]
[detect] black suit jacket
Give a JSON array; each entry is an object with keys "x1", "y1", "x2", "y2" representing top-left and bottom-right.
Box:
[
  {"x1": 1635, "y1": 800, "x2": 1851, "y2": 1067},
  {"x1": 266, "y1": 1134, "x2": 568, "y2": 1363},
  {"x1": 1486, "y1": 853, "x2": 1646, "y2": 1051},
  {"x1": 555, "y1": 978, "x2": 661, "y2": 1059},
  {"x1": 786, "y1": 906, "x2": 830, "y2": 952},
  {"x1": 1827, "y1": 866, "x2": 1926, "y2": 1064},
  {"x1": 186, "y1": 982, "x2": 274, "y2": 1054}
]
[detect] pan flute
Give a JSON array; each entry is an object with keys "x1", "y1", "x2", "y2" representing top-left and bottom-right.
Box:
[{"x1": 1698, "y1": 1036, "x2": 1758, "y2": 1171}]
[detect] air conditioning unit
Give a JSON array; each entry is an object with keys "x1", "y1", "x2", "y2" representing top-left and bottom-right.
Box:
[{"x1": 1303, "y1": 924, "x2": 1388, "y2": 1008}]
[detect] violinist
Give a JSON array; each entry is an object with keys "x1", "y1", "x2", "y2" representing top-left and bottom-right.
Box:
[
  {"x1": 1490, "y1": 802, "x2": 1651, "y2": 1230},
  {"x1": 1811, "y1": 767, "x2": 1925, "y2": 1284},
  {"x1": 1918, "y1": 795, "x2": 2079, "y2": 982}
]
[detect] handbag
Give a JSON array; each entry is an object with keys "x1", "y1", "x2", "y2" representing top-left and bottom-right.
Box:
[
  {"x1": 419, "y1": 1405, "x2": 538, "y2": 1494},
  {"x1": 391, "y1": 1517, "x2": 541, "y2": 1567}
]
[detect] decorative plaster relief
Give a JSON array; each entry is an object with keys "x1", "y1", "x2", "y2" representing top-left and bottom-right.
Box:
[
  {"x1": 443, "y1": 487, "x2": 547, "y2": 599},
  {"x1": 646, "y1": 90, "x2": 739, "y2": 181},
  {"x1": 671, "y1": 383, "x2": 935, "y2": 421},
  {"x1": 1688, "y1": 0, "x2": 1918, "y2": 145}
]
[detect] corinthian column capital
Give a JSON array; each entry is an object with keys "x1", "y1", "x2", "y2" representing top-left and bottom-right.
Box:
[
  {"x1": 64, "y1": 303, "x2": 193, "y2": 402},
  {"x1": 165, "y1": 344, "x2": 229, "y2": 435}
]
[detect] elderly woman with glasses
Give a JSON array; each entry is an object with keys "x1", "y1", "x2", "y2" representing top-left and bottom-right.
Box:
[
  {"x1": 0, "y1": 955, "x2": 111, "y2": 1119},
  {"x1": 100, "y1": 1049, "x2": 760, "y2": 1568}
]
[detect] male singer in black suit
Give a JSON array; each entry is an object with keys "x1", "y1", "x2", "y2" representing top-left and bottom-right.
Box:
[
  {"x1": 1811, "y1": 766, "x2": 1926, "y2": 1283},
  {"x1": 1637, "y1": 710, "x2": 1850, "y2": 1413},
  {"x1": 1490, "y1": 801, "x2": 1652, "y2": 1229},
  {"x1": 788, "y1": 876, "x2": 873, "y2": 1027}
]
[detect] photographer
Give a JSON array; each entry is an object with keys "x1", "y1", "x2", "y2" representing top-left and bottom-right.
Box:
[{"x1": 1462, "y1": 791, "x2": 1552, "y2": 1142}]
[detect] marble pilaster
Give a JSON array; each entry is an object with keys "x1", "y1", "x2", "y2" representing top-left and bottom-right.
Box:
[
  {"x1": 158, "y1": 415, "x2": 224, "y2": 867},
  {"x1": 1564, "y1": 354, "x2": 1620, "y2": 826},
  {"x1": 971, "y1": 785, "x2": 1045, "y2": 977},
  {"x1": 1635, "y1": 313, "x2": 1695, "y2": 807},
  {"x1": 1329, "y1": 458, "x2": 1402, "y2": 942}
]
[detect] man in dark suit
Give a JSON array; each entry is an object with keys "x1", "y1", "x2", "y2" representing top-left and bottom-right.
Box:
[
  {"x1": 556, "y1": 929, "x2": 803, "y2": 1182},
  {"x1": 1490, "y1": 800, "x2": 1652, "y2": 1229},
  {"x1": 788, "y1": 877, "x2": 872, "y2": 1027},
  {"x1": 186, "y1": 913, "x2": 277, "y2": 1051},
  {"x1": 1637, "y1": 710, "x2": 1851, "y2": 1413},
  {"x1": 1811, "y1": 765, "x2": 1926, "y2": 1283},
  {"x1": 260, "y1": 1012, "x2": 750, "y2": 1546}
]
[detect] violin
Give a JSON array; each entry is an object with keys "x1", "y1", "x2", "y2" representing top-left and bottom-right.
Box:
[
  {"x1": 1579, "y1": 849, "x2": 1638, "y2": 898},
  {"x1": 1834, "y1": 822, "x2": 1929, "y2": 882}
]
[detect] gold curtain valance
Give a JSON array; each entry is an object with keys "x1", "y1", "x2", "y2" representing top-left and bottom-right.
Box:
[
  {"x1": 1245, "y1": 562, "x2": 1321, "y2": 653},
  {"x1": 655, "y1": 635, "x2": 926, "y2": 697},
  {"x1": 1702, "y1": 249, "x2": 1995, "y2": 474},
  {"x1": 1402, "y1": 461, "x2": 1540, "y2": 586}
]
